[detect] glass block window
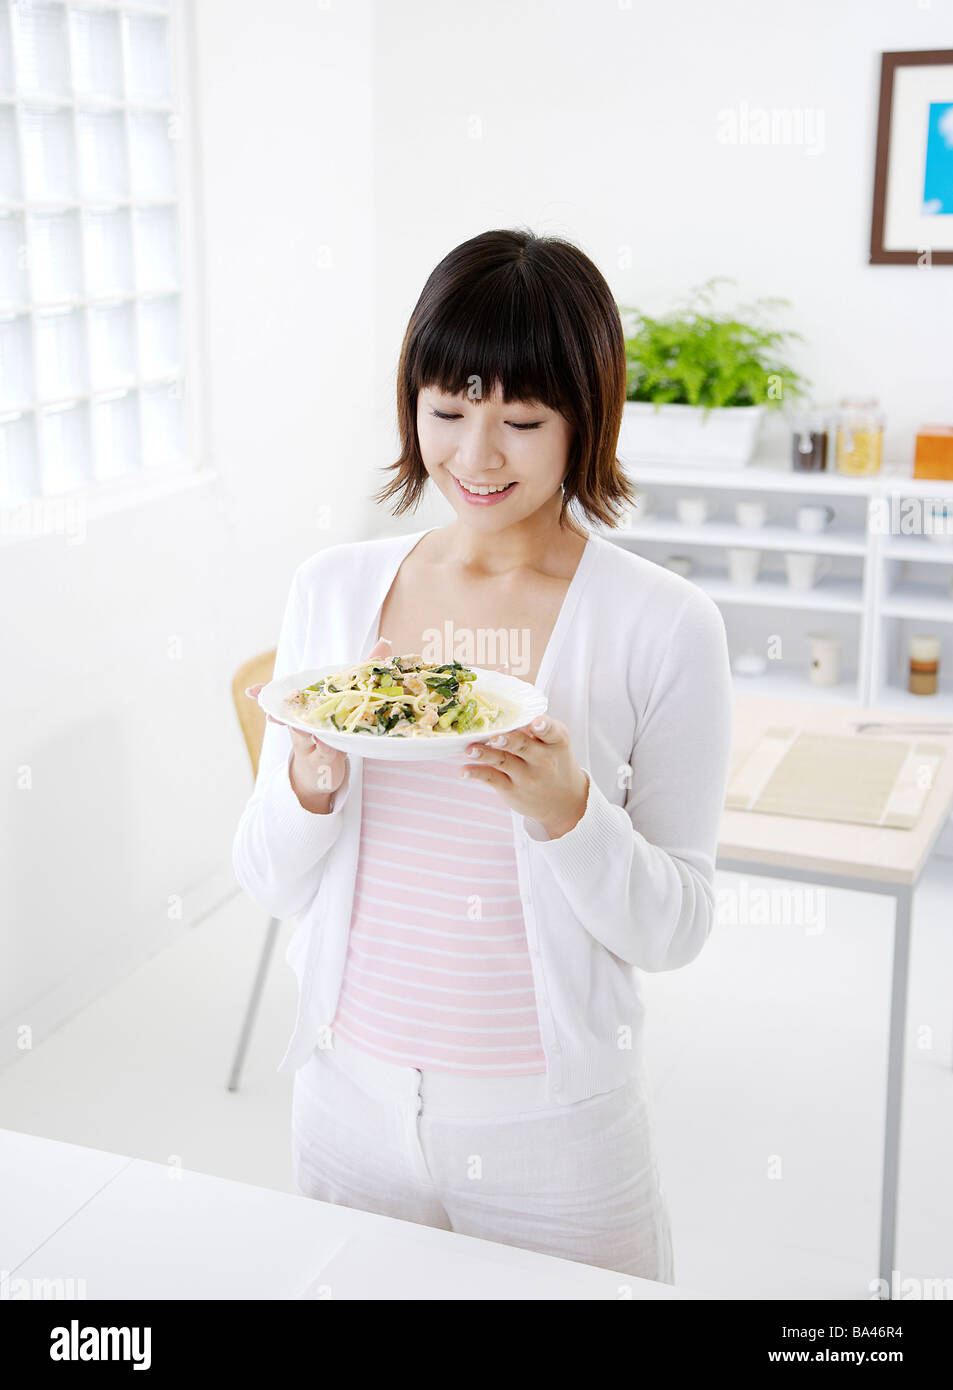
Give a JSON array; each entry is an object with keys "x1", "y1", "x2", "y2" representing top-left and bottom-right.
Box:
[{"x1": 0, "y1": 0, "x2": 186, "y2": 505}]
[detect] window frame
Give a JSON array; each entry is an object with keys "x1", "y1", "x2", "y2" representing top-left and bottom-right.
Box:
[{"x1": 0, "y1": 0, "x2": 210, "y2": 531}]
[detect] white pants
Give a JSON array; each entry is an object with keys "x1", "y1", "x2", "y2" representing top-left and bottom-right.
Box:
[{"x1": 291, "y1": 1032, "x2": 675, "y2": 1283}]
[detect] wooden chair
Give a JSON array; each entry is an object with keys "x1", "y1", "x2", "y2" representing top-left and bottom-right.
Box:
[
  {"x1": 231, "y1": 649, "x2": 276, "y2": 780},
  {"x1": 227, "y1": 648, "x2": 278, "y2": 1092}
]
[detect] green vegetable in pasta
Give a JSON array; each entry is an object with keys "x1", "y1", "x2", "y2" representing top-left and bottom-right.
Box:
[{"x1": 287, "y1": 657, "x2": 504, "y2": 739}]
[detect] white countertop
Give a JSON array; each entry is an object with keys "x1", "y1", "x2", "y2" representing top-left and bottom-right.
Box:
[{"x1": 0, "y1": 1128, "x2": 701, "y2": 1301}]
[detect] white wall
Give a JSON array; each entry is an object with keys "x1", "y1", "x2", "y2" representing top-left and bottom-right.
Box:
[
  {"x1": 0, "y1": 0, "x2": 377, "y2": 1059},
  {"x1": 6, "y1": 0, "x2": 952, "y2": 1063},
  {"x1": 372, "y1": 0, "x2": 953, "y2": 483}
]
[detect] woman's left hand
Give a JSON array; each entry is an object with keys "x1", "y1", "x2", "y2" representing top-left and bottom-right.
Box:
[{"x1": 460, "y1": 716, "x2": 590, "y2": 839}]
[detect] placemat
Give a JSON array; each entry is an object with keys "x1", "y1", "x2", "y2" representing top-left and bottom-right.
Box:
[{"x1": 725, "y1": 727, "x2": 946, "y2": 829}]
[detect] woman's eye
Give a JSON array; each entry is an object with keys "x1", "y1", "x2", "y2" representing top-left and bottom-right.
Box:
[{"x1": 428, "y1": 408, "x2": 542, "y2": 429}]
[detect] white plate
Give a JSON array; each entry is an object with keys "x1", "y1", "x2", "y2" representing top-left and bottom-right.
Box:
[{"x1": 257, "y1": 664, "x2": 549, "y2": 762}]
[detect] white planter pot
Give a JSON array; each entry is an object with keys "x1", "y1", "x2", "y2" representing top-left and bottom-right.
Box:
[{"x1": 617, "y1": 401, "x2": 764, "y2": 467}]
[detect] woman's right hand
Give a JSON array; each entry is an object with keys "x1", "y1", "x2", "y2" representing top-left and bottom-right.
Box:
[{"x1": 245, "y1": 637, "x2": 394, "y2": 811}]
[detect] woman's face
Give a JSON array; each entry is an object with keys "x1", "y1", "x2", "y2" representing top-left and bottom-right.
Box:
[{"x1": 416, "y1": 383, "x2": 573, "y2": 528}]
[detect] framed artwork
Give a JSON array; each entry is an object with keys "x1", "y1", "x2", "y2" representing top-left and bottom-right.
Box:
[{"x1": 870, "y1": 49, "x2": 953, "y2": 265}]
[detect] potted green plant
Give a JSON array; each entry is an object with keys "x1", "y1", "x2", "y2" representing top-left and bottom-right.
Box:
[{"x1": 617, "y1": 277, "x2": 809, "y2": 466}]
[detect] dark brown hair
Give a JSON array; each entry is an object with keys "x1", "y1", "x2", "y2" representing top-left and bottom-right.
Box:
[{"x1": 372, "y1": 227, "x2": 635, "y2": 529}]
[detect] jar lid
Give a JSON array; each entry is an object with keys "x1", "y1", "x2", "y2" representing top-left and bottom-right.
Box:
[
  {"x1": 837, "y1": 401, "x2": 884, "y2": 426},
  {"x1": 791, "y1": 410, "x2": 829, "y2": 430},
  {"x1": 910, "y1": 634, "x2": 941, "y2": 661}
]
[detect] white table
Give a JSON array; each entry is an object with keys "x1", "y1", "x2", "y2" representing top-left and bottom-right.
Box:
[
  {"x1": 718, "y1": 696, "x2": 953, "y2": 1295},
  {"x1": 0, "y1": 1129, "x2": 700, "y2": 1301}
]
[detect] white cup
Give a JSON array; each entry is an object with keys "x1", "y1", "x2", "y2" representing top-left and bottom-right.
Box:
[
  {"x1": 664, "y1": 555, "x2": 694, "y2": 577},
  {"x1": 786, "y1": 552, "x2": 832, "y2": 590},
  {"x1": 735, "y1": 500, "x2": 768, "y2": 529},
  {"x1": 727, "y1": 547, "x2": 761, "y2": 585},
  {"x1": 807, "y1": 630, "x2": 843, "y2": 686},
  {"x1": 676, "y1": 497, "x2": 710, "y2": 526},
  {"x1": 796, "y1": 504, "x2": 835, "y2": 534},
  {"x1": 733, "y1": 648, "x2": 768, "y2": 677}
]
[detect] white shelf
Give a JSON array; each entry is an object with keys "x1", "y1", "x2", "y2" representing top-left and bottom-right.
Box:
[
  {"x1": 624, "y1": 458, "x2": 953, "y2": 498},
  {"x1": 870, "y1": 685, "x2": 953, "y2": 717},
  {"x1": 692, "y1": 569, "x2": 864, "y2": 613},
  {"x1": 621, "y1": 517, "x2": 867, "y2": 556},
  {"x1": 732, "y1": 667, "x2": 861, "y2": 703},
  {"x1": 882, "y1": 537, "x2": 953, "y2": 564},
  {"x1": 880, "y1": 475, "x2": 953, "y2": 496},
  {"x1": 881, "y1": 584, "x2": 953, "y2": 623},
  {"x1": 626, "y1": 459, "x2": 892, "y2": 496}
]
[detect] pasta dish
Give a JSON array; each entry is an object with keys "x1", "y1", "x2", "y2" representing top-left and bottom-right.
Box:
[{"x1": 285, "y1": 656, "x2": 505, "y2": 738}]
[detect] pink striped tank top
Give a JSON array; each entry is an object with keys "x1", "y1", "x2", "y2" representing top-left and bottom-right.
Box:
[{"x1": 330, "y1": 755, "x2": 547, "y2": 1076}]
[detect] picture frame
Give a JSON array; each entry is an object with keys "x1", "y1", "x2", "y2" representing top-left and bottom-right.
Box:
[{"x1": 870, "y1": 49, "x2": 953, "y2": 265}]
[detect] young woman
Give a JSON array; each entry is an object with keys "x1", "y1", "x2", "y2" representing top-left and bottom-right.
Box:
[{"x1": 235, "y1": 228, "x2": 734, "y2": 1284}]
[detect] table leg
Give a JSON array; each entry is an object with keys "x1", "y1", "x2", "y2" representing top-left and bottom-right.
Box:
[{"x1": 879, "y1": 885, "x2": 913, "y2": 1293}]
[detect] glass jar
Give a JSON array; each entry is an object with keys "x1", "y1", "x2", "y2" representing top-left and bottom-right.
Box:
[
  {"x1": 835, "y1": 397, "x2": 884, "y2": 476},
  {"x1": 790, "y1": 409, "x2": 829, "y2": 471},
  {"x1": 908, "y1": 634, "x2": 940, "y2": 696}
]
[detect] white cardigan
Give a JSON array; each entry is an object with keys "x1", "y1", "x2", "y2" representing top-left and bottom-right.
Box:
[{"x1": 232, "y1": 525, "x2": 734, "y2": 1104}]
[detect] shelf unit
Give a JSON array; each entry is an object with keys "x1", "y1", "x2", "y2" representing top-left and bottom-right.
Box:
[
  {"x1": 601, "y1": 458, "x2": 953, "y2": 712},
  {"x1": 621, "y1": 516, "x2": 868, "y2": 557}
]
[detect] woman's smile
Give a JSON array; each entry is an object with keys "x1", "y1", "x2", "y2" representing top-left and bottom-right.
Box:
[{"x1": 451, "y1": 474, "x2": 520, "y2": 505}]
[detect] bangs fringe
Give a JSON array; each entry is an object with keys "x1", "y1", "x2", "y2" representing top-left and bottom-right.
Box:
[{"x1": 409, "y1": 267, "x2": 568, "y2": 412}]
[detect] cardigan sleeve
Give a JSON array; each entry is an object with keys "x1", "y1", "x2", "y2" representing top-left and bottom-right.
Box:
[
  {"x1": 231, "y1": 559, "x2": 352, "y2": 921},
  {"x1": 522, "y1": 585, "x2": 733, "y2": 971}
]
